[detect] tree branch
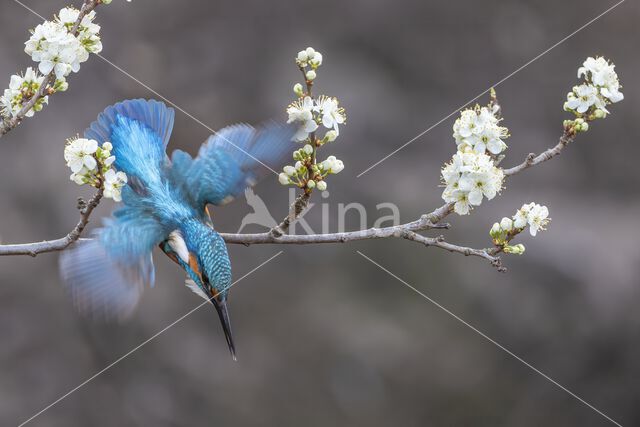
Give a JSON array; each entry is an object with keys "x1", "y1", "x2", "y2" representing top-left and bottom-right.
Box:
[
  {"x1": 503, "y1": 128, "x2": 575, "y2": 176},
  {"x1": 219, "y1": 123, "x2": 579, "y2": 271},
  {"x1": 401, "y1": 230, "x2": 505, "y2": 272},
  {"x1": 269, "y1": 191, "x2": 311, "y2": 237},
  {"x1": 0, "y1": 74, "x2": 583, "y2": 268},
  {"x1": 0, "y1": 0, "x2": 103, "y2": 139},
  {"x1": 0, "y1": 189, "x2": 103, "y2": 257}
]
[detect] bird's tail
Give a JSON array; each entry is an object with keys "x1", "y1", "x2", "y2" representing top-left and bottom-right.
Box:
[{"x1": 84, "y1": 99, "x2": 175, "y2": 186}]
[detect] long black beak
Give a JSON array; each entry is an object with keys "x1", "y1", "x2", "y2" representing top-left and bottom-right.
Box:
[{"x1": 211, "y1": 297, "x2": 237, "y2": 361}]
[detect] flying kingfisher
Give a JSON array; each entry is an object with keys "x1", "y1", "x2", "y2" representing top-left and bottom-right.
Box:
[{"x1": 60, "y1": 99, "x2": 295, "y2": 360}]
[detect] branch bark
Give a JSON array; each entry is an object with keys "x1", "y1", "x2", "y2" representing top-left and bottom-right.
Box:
[
  {"x1": 0, "y1": 122, "x2": 577, "y2": 263},
  {"x1": 0, "y1": 78, "x2": 580, "y2": 270},
  {"x1": 219, "y1": 124, "x2": 577, "y2": 270},
  {"x1": 0, "y1": 189, "x2": 102, "y2": 257},
  {"x1": 0, "y1": 0, "x2": 103, "y2": 139}
]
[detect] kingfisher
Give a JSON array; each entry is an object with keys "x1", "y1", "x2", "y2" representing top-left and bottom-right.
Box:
[{"x1": 60, "y1": 99, "x2": 295, "y2": 360}]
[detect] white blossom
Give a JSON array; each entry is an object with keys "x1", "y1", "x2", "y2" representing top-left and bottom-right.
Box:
[
  {"x1": 293, "y1": 83, "x2": 304, "y2": 97},
  {"x1": 278, "y1": 173, "x2": 291, "y2": 185},
  {"x1": 513, "y1": 205, "x2": 529, "y2": 229},
  {"x1": 103, "y1": 169, "x2": 127, "y2": 202},
  {"x1": 69, "y1": 166, "x2": 91, "y2": 185},
  {"x1": 283, "y1": 165, "x2": 296, "y2": 176},
  {"x1": 452, "y1": 106, "x2": 508, "y2": 155},
  {"x1": 511, "y1": 202, "x2": 550, "y2": 236},
  {"x1": 296, "y1": 47, "x2": 323, "y2": 68},
  {"x1": 526, "y1": 203, "x2": 550, "y2": 236},
  {"x1": 316, "y1": 95, "x2": 346, "y2": 135},
  {"x1": 565, "y1": 57, "x2": 623, "y2": 116},
  {"x1": 320, "y1": 155, "x2": 344, "y2": 174},
  {"x1": 0, "y1": 67, "x2": 48, "y2": 118},
  {"x1": 578, "y1": 56, "x2": 623, "y2": 103},
  {"x1": 24, "y1": 7, "x2": 101, "y2": 81},
  {"x1": 64, "y1": 138, "x2": 98, "y2": 173},
  {"x1": 316, "y1": 180, "x2": 327, "y2": 191},
  {"x1": 500, "y1": 217, "x2": 513, "y2": 232},
  {"x1": 565, "y1": 84, "x2": 599, "y2": 114},
  {"x1": 306, "y1": 70, "x2": 316, "y2": 81},
  {"x1": 287, "y1": 96, "x2": 318, "y2": 141},
  {"x1": 325, "y1": 130, "x2": 338, "y2": 142},
  {"x1": 441, "y1": 151, "x2": 504, "y2": 215}
]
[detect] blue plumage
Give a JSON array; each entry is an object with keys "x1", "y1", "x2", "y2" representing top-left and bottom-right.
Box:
[{"x1": 60, "y1": 99, "x2": 295, "y2": 358}]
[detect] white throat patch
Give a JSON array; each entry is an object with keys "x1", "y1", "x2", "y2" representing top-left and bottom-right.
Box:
[
  {"x1": 185, "y1": 278, "x2": 212, "y2": 303},
  {"x1": 167, "y1": 230, "x2": 189, "y2": 264}
]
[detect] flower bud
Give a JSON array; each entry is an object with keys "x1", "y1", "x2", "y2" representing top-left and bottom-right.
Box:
[
  {"x1": 295, "y1": 161, "x2": 304, "y2": 170},
  {"x1": 306, "y1": 70, "x2": 316, "y2": 81},
  {"x1": 102, "y1": 141, "x2": 113, "y2": 151},
  {"x1": 278, "y1": 173, "x2": 290, "y2": 185},
  {"x1": 303, "y1": 144, "x2": 313, "y2": 154},
  {"x1": 325, "y1": 130, "x2": 338, "y2": 142},
  {"x1": 55, "y1": 79, "x2": 69, "y2": 92},
  {"x1": 297, "y1": 50, "x2": 308, "y2": 62},
  {"x1": 331, "y1": 159, "x2": 344, "y2": 173},
  {"x1": 310, "y1": 52, "x2": 323, "y2": 68},
  {"x1": 283, "y1": 165, "x2": 296, "y2": 176},
  {"x1": 504, "y1": 243, "x2": 526, "y2": 255},
  {"x1": 293, "y1": 150, "x2": 302, "y2": 161},
  {"x1": 593, "y1": 109, "x2": 606, "y2": 119},
  {"x1": 306, "y1": 180, "x2": 316, "y2": 189},
  {"x1": 500, "y1": 217, "x2": 513, "y2": 232},
  {"x1": 293, "y1": 83, "x2": 304, "y2": 97},
  {"x1": 316, "y1": 180, "x2": 327, "y2": 191},
  {"x1": 490, "y1": 222, "x2": 501, "y2": 237}
]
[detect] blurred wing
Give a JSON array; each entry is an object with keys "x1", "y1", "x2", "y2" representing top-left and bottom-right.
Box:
[
  {"x1": 60, "y1": 189, "x2": 169, "y2": 321},
  {"x1": 170, "y1": 121, "x2": 295, "y2": 211},
  {"x1": 84, "y1": 98, "x2": 174, "y2": 149}
]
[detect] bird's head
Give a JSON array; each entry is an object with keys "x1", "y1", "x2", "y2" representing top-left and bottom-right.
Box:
[{"x1": 160, "y1": 220, "x2": 236, "y2": 360}]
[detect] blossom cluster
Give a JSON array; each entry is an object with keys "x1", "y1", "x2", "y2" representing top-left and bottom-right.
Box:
[
  {"x1": 441, "y1": 150, "x2": 504, "y2": 215},
  {"x1": 280, "y1": 47, "x2": 346, "y2": 192},
  {"x1": 0, "y1": 68, "x2": 56, "y2": 119},
  {"x1": 64, "y1": 138, "x2": 127, "y2": 202},
  {"x1": 286, "y1": 95, "x2": 345, "y2": 142},
  {"x1": 1, "y1": 5, "x2": 104, "y2": 119},
  {"x1": 490, "y1": 203, "x2": 551, "y2": 254},
  {"x1": 25, "y1": 7, "x2": 102, "y2": 80},
  {"x1": 278, "y1": 146, "x2": 344, "y2": 190},
  {"x1": 564, "y1": 56, "x2": 623, "y2": 121},
  {"x1": 452, "y1": 105, "x2": 509, "y2": 155}
]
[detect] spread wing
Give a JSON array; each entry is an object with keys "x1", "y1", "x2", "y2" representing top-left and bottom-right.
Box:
[
  {"x1": 60, "y1": 99, "x2": 176, "y2": 320},
  {"x1": 60, "y1": 188, "x2": 169, "y2": 321},
  {"x1": 169, "y1": 122, "x2": 295, "y2": 213}
]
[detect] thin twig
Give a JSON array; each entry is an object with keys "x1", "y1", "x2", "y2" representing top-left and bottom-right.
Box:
[
  {"x1": 269, "y1": 191, "x2": 311, "y2": 237},
  {"x1": 0, "y1": 188, "x2": 103, "y2": 257},
  {"x1": 401, "y1": 230, "x2": 505, "y2": 272}
]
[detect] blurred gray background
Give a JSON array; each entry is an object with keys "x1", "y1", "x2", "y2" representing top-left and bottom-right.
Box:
[{"x1": 1, "y1": 0, "x2": 639, "y2": 426}]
